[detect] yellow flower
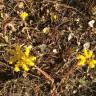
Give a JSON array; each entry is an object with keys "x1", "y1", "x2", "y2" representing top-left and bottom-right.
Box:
[
  {"x1": 83, "y1": 49, "x2": 93, "y2": 59},
  {"x1": 25, "y1": 45, "x2": 32, "y2": 56},
  {"x1": 14, "y1": 64, "x2": 20, "y2": 72},
  {"x1": 20, "y1": 12, "x2": 28, "y2": 21},
  {"x1": 51, "y1": 14, "x2": 57, "y2": 22},
  {"x1": 8, "y1": 44, "x2": 37, "y2": 72},
  {"x1": 22, "y1": 63, "x2": 29, "y2": 72},
  {"x1": 77, "y1": 55, "x2": 86, "y2": 66},
  {"x1": 77, "y1": 49, "x2": 96, "y2": 69},
  {"x1": 88, "y1": 59, "x2": 96, "y2": 68}
]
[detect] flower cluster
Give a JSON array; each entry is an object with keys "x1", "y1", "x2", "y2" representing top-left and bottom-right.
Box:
[
  {"x1": 20, "y1": 12, "x2": 28, "y2": 21},
  {"x1": 8, "y1": 44, "x2": 36, "y2": 72},
  {"x1": 77, "y1": 49, "x2": 96, "y2": 68}
]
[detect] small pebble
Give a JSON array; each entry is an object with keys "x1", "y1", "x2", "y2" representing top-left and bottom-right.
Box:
[
  {"x1": 43, "y1": 27, "x2": 50, "y2": 34},
  {"x1": 73, "y1": 90, "x2": 77, "y2": 94},
  {"x1": 88, "y1": 20, "x2": 95, "y2": 27},
  {"x1": 68, "y1": 33, "x2": 74, "y2": 41},
  {"x1": 53, "y1": 49, "x2": 58, "y2": 54},
  {"x1": 18, "y1": 2, "x2": 24, "y2": 8},
  {"x1": 76, "y1": 18, "x2": 80, "y2": 22},
  {"x1": 83, "y1": 42, "x2": 90, "y2": 49}
]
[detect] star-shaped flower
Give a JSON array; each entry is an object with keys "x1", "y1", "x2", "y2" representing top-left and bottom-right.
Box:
[
  {"x1": 77, "y1": 49, "x2": 96, "y2": 68},
  {"x1": 8, "y1": 44, "x2": 37, "y2": 72}
]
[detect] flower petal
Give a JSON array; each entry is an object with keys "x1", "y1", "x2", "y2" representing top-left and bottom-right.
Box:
[
  {"x1": 14, "y1": 65, "x2": 20, "y2": 72},
  {"x1": 20, "y1": 12, "x2": 28, "y2": 20},
  {"x1": 22, "y1": 63, "x2": 29, "y2": 72},
  {"x1": 88, "y1": 59, "x2": 96, "y2": 68}
]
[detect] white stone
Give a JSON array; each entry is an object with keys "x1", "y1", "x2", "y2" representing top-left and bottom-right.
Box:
[
  {"x1": 83, "y1": 42, "x2": 90, "y2": 49},
  {"x1": 68, "y1": 33, "x2": 74, "y2": 41},
  {"x1": 76, "y1": 18, "x2": 80, "y2": 22},
  {"x1": 88, "y1": 20, "x2": 95, "y2": 27},
  {"x1": 53, "y1": 49, "x2": 58, "y2": 53},
  {"x1": 73, "y1": 90, "x2": 77, "y2": 94},
  {"x1": 43, "y1": 27, "x2": 50, "y2": 33}
]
